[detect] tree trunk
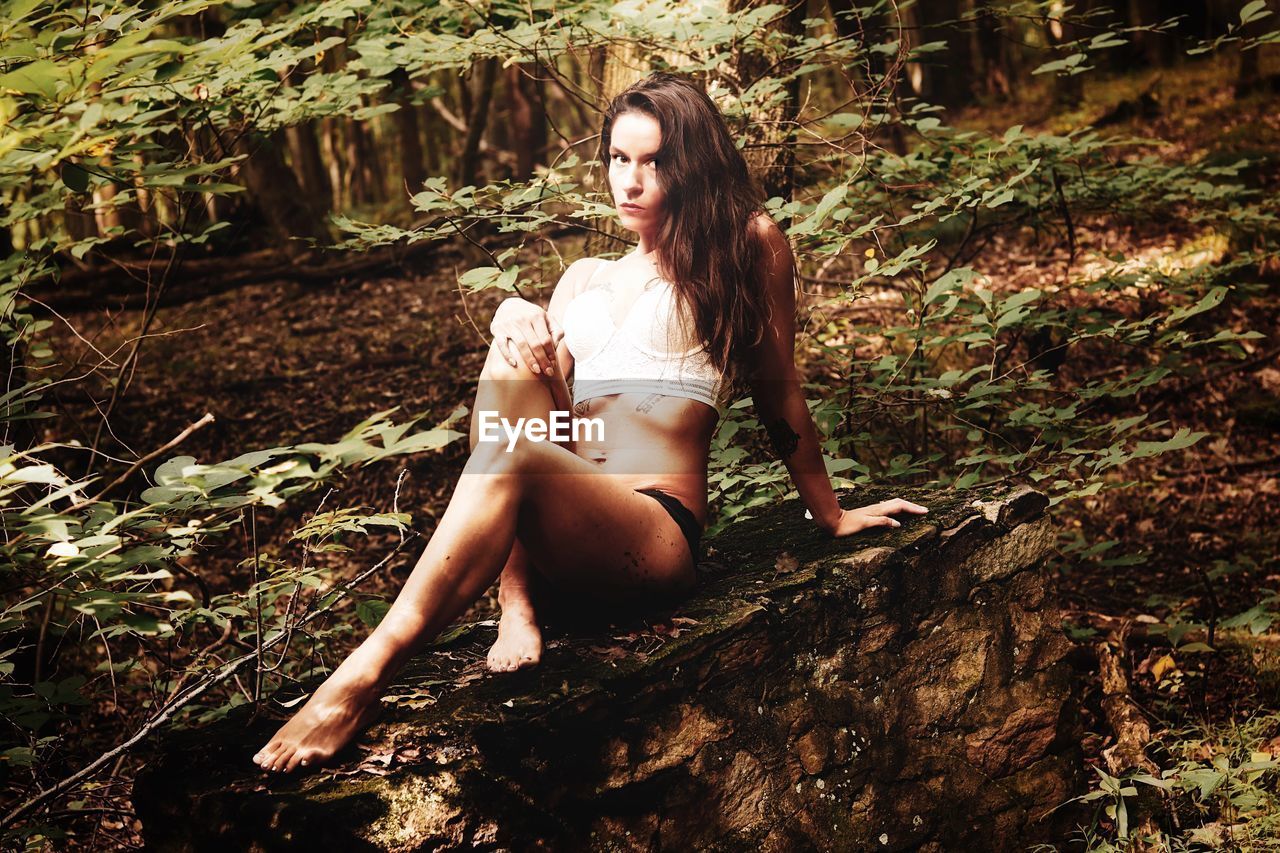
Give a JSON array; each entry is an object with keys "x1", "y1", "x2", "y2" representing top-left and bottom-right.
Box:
[
  {"x1": 1126, "y1": 0, "x2": 1177, "y2": 69},
  {"x1": 505, "y1": 63, "x2": 547, "y2": 181},
  {"x1": 716, "y1": 0, "x2": 808, "y2": 202},
  {"x1": 1044, "y1": 2, "x2": 1083, "y2": 108},
  {"x1": 344, "y1": 119, "x2": 378, "y2": 206},
  {"x1": 827, "y1": 0, "x2": 893, "y2": 88},
  {"x1": 235, "y1": 131, "x2": 329, "y2": 254},
  {"x1": 63, "y1": 195, "x2": 98, "y2": 243},
  {"x1": 423, "y1": 93, "x2": 444, "y2": 179},
  {"x1": 911, "y1": 0, "x2": 975, "y2": 109},
  {"x1": 391, "y1": 70, "x2": 427, "y2": 197},
  {"x1": 320, "y1": 117, "x2": 344, "y2": 209},
  {"x1": 286, "y1": 122, "x2": 333, "y2": 214},
  {"x1": 974, "y1": 0, "x2": 1014, "y2": 100},
  {"x1": 457, "y1": 58, "x2": 498, "y2": 189},
  {"x1": 1234, "y1": 4, "x2": 1268, "y2": 100}
]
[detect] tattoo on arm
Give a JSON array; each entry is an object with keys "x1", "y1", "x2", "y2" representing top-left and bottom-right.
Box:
[{"x1": 765, "y1": 417, "x2": 801, "y2": 460}]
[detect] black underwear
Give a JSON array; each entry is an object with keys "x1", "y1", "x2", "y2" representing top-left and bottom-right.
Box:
[{"x1": 635, "y1": 488, "x2": 702, "y2": 566}]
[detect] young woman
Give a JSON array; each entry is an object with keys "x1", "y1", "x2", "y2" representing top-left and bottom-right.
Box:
[{"x1": 252, "y1": 72, "x2": 928, "y2": 774}]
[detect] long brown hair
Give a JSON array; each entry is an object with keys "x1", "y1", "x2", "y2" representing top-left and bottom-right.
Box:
[{"x1": 599, "y1": 72, "x2": 776, "y2": 400}]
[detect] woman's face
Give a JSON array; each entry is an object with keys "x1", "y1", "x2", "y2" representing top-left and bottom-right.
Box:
[{"x1": 607, "y1": 111, "x2": 666, "y2": 234}]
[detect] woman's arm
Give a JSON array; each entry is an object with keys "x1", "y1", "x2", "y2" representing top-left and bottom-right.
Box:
[
  {"x1": 746, "y1": 216, "x2": 843, "y2": 533},
  {"x1": 745, "y1": 216, "x2": 930, "y2": 536},
  {"x1": 546, "y1": 256, "x2": 602, "y2": 380},
  {"x1": 489, "y1": 258, "x2": 593, "y2": 415}
]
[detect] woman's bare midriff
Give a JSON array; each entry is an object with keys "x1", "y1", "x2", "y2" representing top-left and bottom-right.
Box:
[{"x1": 569, "y1": 391, "x2": 719, "y2": 528}]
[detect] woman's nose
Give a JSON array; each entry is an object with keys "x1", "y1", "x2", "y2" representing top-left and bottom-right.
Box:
[{"x1": 623, "y1": 165, "x2": 642, "y2": 192}]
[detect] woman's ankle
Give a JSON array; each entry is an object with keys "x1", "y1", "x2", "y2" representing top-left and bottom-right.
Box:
[
  {"x1": 498, "y1": 590, "x2": 538, "y2": 620},
  {"x1": 338, "y1": 621, "x2": 426, "y2": 688}
]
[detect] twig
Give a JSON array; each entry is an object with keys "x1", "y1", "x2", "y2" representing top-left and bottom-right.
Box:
[
  {"x1": 1, "y1": 529, "x2": 418, "y2": 829},
  {"x1": 250, "y1": 506, "x2": 262, "y2": 705},
  {"x1": 1052, "y1": 167, "x2": 1077, "y2": 271},
  {"x1": 68, "y1": 413, "x2": 215, "y2": 513}
]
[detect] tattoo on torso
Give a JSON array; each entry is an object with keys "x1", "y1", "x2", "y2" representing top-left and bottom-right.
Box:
[
  {"x1": 635, "y1": 394, "x2": 661, "y2": 413},
  {"x1": 574, "y1": 399, "x2": 592, "y2": 417},
  {"x1": 766, "y1": 417, "x2": 801, "y2": 459}
]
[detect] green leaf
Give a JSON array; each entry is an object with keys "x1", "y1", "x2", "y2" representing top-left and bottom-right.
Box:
[
  {"x1": 924, "y1": 268, "x2": 974, "y2": 307},
  {"x1": 1240, "y1": 0, "x2": 1271, "y2": 24},
  {"x1": 0, "y1": 59, "x2": 62, "y2": 99},
  {"x1": 356, "y1": 599, "x2": 390, "y2": 627},
  {"x1": 1131, "y1": 427, "x2": 1208, "y2": 458},
  {"x1": 60, "y1": 162, "x2": 91, "y2": 193}
]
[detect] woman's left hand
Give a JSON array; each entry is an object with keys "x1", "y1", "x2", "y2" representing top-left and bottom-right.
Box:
[{"x1": 823, "y1": 499, "x2": 929, "y2": 537}]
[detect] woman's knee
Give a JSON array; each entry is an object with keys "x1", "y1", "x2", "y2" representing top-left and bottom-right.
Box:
[{"x1": 464, "y1": 429, "x2": 550, "y2": 478}]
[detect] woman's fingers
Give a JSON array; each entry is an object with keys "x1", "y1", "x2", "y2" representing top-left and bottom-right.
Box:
[
  {"x1": 874, "y1": 498, "x2": 929, "y2": 514},
  {"x1": 513, "y1": 329, "x2": 543, "y2": 375},
  {"x1": 514, "y1": 324, "x2": 559, "y2": 376},
  {"x1": 498, "y1": 334, "x2": 521, "y2": 369},
  {"x1": 494, "y1": 314, "x2": 559, "y2": 376},
  {"x1": 532, "y1": 316, "x2": 558, "y2": 374}
]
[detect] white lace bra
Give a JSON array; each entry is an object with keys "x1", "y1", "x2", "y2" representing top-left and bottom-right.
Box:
[{"x1": 562, "y1": 259, "x2": 724, "y2": 410}]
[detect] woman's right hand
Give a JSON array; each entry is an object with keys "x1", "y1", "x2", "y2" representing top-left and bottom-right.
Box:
[
  {"x1": 824, "y1": 499, "x2": 930, "y2": 538},
  {"x1": 490, "y1": 298, "x2": 563, "y2": 376}
]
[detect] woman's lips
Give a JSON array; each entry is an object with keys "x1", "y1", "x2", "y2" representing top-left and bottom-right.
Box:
[{"x1": 621, "y1": 203, "x2": 644, "y2": 211}]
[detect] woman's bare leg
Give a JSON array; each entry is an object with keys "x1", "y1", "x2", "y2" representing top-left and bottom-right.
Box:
[
  {"x1": 485, "y1": 540, "x2": 543, "y2": 672},
  {"x1": 251, "y1": 347, "x2": 687, "y2": 773},
  {"x1": 466, "y1": 357, "x2": 570, "y2": 674}
]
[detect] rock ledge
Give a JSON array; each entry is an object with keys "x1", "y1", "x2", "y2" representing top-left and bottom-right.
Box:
[{"x1": 136, "y1": 484, "x2": 1081, "y2": 851}]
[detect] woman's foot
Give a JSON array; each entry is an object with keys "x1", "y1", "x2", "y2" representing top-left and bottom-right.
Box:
[
  {"x1": 252, "y1": 660, "x2": 384, "y2": 774},
  {"x1": 486, "y1": 603, "x2": 543, "y2": 672}
]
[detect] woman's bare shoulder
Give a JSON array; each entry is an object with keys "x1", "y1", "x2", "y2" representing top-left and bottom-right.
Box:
[
  {"x1": 749, "y1": 210, "x2": 786, "y2": 244},
  {"x1": 548, "y1": 257, "x2": 611, "y2": 320}
]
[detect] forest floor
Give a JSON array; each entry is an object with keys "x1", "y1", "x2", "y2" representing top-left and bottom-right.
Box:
[{"x1": 40, "y1": 52, "x2": 1280, "y2": 849}]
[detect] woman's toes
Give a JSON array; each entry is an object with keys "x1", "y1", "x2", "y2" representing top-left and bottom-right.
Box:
[{"x1": 254, "y1": 741, "x2": 278, "y2": 766}]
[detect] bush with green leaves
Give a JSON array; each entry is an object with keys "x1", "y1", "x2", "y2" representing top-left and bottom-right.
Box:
[{"x1": 1032, "y1": 711, "x2": 1280, "y2": 850}]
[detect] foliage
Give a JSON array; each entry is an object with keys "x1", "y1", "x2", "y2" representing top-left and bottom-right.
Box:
[
  {"x1": 0, "y1": 0, "x2": 1278, "y2": 845},
  {"x1": 1032, "y1": 710, "x2": 1280, "y2": 851}
]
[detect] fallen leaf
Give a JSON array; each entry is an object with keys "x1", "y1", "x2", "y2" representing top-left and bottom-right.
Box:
[{"x1": 587, "y1": 645, "x2": 630, "y2": 661}]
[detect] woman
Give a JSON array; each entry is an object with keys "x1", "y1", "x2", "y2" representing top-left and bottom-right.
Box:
[{"x1": 252, "y1": 72, "x2": 928, "y2": 774}]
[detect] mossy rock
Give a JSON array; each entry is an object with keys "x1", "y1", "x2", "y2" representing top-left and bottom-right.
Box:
[{"x1": 135, "y1": 484, "x2": 1083, "y2": 851}]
